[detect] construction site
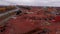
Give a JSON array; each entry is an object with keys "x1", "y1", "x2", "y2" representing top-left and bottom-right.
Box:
[
  {"x1": 0, "y1": 0, "x2": 60, "y2": 34},
  {"x1": 0, "y1": 6, "x2": 60, "y2": 34}
]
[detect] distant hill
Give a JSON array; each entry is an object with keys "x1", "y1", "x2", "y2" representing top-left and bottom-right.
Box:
[{"x1": 0, "y1": 6, "x2": 16, "y2": 13}]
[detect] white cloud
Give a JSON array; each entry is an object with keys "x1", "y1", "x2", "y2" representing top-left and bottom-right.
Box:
[
  {"x1": 0, "y1": 0, "x2": 60, "y2": 7},
  {"x1": 0, "y1": 0, "x2": 10, "y2": 5}
]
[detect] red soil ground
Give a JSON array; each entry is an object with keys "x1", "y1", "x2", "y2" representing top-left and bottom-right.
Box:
[{"x1": 0, "y1": 7, "x2": 60, "y2": 34}]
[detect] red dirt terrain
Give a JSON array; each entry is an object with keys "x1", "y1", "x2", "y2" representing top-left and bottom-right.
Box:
[{"x1": 0, "y1": 7, "x2": 60, "y2": 34}]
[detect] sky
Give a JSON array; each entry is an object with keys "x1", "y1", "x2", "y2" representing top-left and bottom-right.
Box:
[{"x1": 0, "y1": 0, "x2": 60, "y2": 6}]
